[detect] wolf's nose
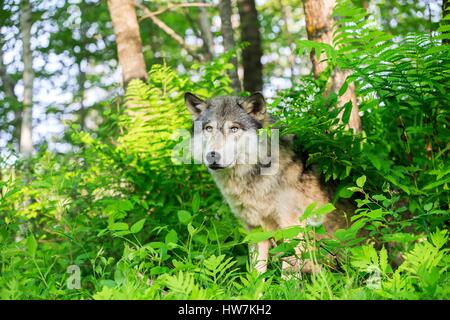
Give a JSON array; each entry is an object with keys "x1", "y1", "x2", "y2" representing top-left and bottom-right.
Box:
[{"x1": 206, "y1": 151, "x2": 221, "y2": 164}]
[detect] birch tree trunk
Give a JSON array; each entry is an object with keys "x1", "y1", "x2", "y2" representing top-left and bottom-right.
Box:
[
  {"x1": 20, "y1": 0, "x2": 33, "y2": 156},
  {"x1": 218, "y1": 0, "x2": 241, "y2": 92},
  {"x1": 107, "y1": 0, "x2": 147, "y2": 87},
  {"x1": 237, "y1": 0, "x2": 263, "y2": 93},
  {"x1": 303, "y1": 0, "x2": 362, "y2": 133}
]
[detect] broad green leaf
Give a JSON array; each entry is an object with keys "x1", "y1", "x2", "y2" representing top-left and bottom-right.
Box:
[
  {"x1": 274, "y1": 226, "x2": 303, "y2": 241},
  {"x1": 191, "y1": 193, "x2": 200, "y2": 213},
  {"x1": 177, "y1": 210, "x2": 192, "y2": 225},
  {"x1": 244, "y1": 230, "x2": 274, "y2": 243},
  {"x1": 109, "y1": 222, "x2": 129, "y2": 231},
  {"x1": 27, "y1": 234, "x2": 37, "y2": 258},
  {"x1": 315, "y1": 203, "x2": 336, "y2": 216},
  {"x1": 130, "y1": 218, "x2": 146, "y2": 234},
  {"x1": 356, "y1": 175, "x2": 366, "y2": 188},
  {"x1": 301, "y1": 202, "x2": 317, "y2": 220},
  {"x1": 165, "y1": 229, "x2": 178, "y2": 244}
]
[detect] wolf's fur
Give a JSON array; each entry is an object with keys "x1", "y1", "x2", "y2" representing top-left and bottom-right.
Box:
[{"x1": 184, "y1": 92, "x2": 349, "y2": 274}]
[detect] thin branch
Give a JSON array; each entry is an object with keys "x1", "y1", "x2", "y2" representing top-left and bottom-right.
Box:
[
  {"x1": 135, "y1": 2, "x2": 203, "y2": 61},
  {"x1": 152, "y1": 2, "x2": 211, "y2": 16}
]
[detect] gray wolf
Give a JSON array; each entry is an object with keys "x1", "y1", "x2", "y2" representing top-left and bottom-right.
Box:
[{"x1": 184, "y1": 91, "x2": 349, "y2": 274}]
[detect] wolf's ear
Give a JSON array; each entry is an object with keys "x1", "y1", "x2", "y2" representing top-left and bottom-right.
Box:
[
  {"x1": 241, "y1": 92, "x2": 266, "y2": 121},
  {"x1": 184, "y1": 92, "x2": 207, "y2": 119}
]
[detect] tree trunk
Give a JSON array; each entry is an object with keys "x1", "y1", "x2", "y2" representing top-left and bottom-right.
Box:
[
  {"x1": 237, "y1": 0, "x2": 263, "y2": 93},
  {"x1": 0, "y1": 37, "x2": 20, "y2": 147},
  {"x1": 218, "y1": 0, "x2": 241, "y2": 92},
  {"x1": 107, "y1": 0, "x2": 147, "y2": 87},
  {"x1": 0, "y1": 42, "x2": 16, "y2": 104},
  {"x1": 17, "y1": 0, "x2": 34, "y2": 239},
  {"x1": 20, "y1": 0, "x2": 33, "y2": 156},
  {"x1": 77, "y1": 61, "x2": 86, "y2": 130},
  {"x1": 303, "y1": 0, "x2": 361, "y2": 133},
  {"x1": 198, "y1": 5, "x2": 214, "y2": 60},
  {"x1": 443, "y1": 0, "x2": 450, "y2": 44}
]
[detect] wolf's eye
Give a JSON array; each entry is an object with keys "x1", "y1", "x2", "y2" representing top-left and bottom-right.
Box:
[
  {"x1": 205, "y1": 125, "x2": 213, "y2": 132},
  {"x1": 230, "y1": 126, "x2": 239, "y2": 133}
]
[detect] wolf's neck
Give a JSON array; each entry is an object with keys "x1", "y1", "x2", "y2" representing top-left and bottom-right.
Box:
[
  {"x1": 211, "y1": 164, "x2": 258, "y2": 181},
  {"x1": 209, "y1": 144, "x2": 301, "y2": 194}
]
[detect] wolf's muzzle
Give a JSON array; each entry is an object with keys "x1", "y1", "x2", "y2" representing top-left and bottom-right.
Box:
[
  {"x1": 206, "y1": 151, "x2": 225, "y2": 170},
  {"x1": 206, "y1": 151, "x2": 220, "y2": 163}
]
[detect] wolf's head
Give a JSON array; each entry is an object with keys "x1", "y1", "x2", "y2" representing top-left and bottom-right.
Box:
[{"x1": 184, "y1": 92, "x2": 271, "y2": 171}]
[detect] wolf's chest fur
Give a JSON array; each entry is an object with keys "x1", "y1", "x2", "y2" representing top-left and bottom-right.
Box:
[{"x1": 210, "y1": 145, "x2": 331, "y2": 231}]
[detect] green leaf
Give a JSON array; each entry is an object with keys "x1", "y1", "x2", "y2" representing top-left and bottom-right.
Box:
[
  {"x1": 366, "y1": 209, "x2": 383, "y2": 220},
  {"x1": 301, "y1": 202, "x2": 317, "y2": 220},
  {"x1": 422, "y1": 176, "x2": 450, "y2": 191},
  {"x1": 26, "y1": 234, "x2": 37, "y2": 258},
  {"x1": 150, "y1": 266, "x2": 170, "y2": 276},
  {"x1": 109, "y1": 222, "x2": 129, "y2": 231},
  {"x1": 348, "y1": 186, "x2": 363, "y2": 193},
  {"x1": 187, "y1": 223, "x2": 196, "y2": 236},
  {"x1": 338, "y1": 81, "x2": 349, "y2": 97},
  {"x1": 177, "y1": 210, "x2": 192, "y2": 225},
  {"x1": 113, "y1": 200, "x2": 134, "y2": 212},
  {"x1": 165, "y1": 229, "x2": 178, "y2": 244},
  {"x1": 372, "y1": 194, "x2": 387, "y2": 201},
  {"x1": 244, "y1": 230, "x2": 274, "y2": 243},
  {"x1": 274, "y1": 226, "x2": 303, "y2": 241},
  {"x1": 269, "y1": 241, "x2": 297, "y2": 255},
  {"x1": 334, "y1": 185, "x2": 354, "y2": 200},
  {"x1": 356, "y1": 175, "x2": 367, "y2": 188},
  {"x1": 130, "y1": 218, "x2": 146, "y2": 234},
  {"x1": 191, "y1": 192, "x2": 200, "y2": 213},
  {"x1": 341, "y1": 101, "x2": 353, "y2": 124},
  {"x1": 301, "y1": 202, "x2": 335, "y2": 222},
  {"x1": 315, "y1": 203, "x2": 336, "y2": 216}
]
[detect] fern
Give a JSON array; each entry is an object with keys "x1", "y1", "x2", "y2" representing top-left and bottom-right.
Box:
[
  {"x1": 159, "y1": 271, "x2": 207, "y2": 299},
  {"x1": 202, "y1": 254, "x2": 239, "y2": 285},
  {"x1": 118, "y1": 65, "x2": 191, "y2": 167},
  {"x1": 293, "y1": 0, "x2": 449, "y2": 221},
  {"x1": 399, "y1": 230, "x2": 449, "y2": 277},
  {"x1": 351, "y1": 245, "x2": 390, "y2": 275}
]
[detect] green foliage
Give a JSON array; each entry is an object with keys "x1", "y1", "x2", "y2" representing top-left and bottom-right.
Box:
[
  {"x1": 0, "y1": 1, "x2": 448, "y2": 300},
  {"x1": 289, "y1": 0, "x2": 449, "y2": 232},
  {"x1": 119, "y1": 65, "x2": 191, "y2": 162}
]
